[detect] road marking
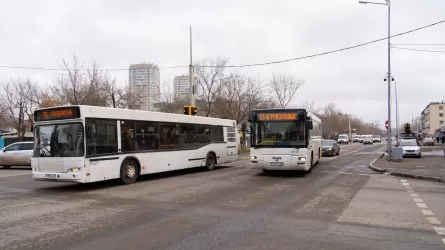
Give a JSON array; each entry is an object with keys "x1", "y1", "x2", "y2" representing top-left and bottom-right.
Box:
[
  {"x1": 422, "y1": 210, "x2": 434, "y2": 216},
  {"x1": 434, "y1": 227, "x2": 445, "y2": 235},
  {"x1": 416, "y1": 203, "x2": 428, "y2": 209},
  {"x1": 413, "y1": 198, "x2": 423, "y2": 203},
  {"x1": 320, "y1": 170, "x2": 375, "y2": 177},
  {"x1": 427, "y1": 217, "x2": 442, "y2": 225},
  {"x1": 400, "y1": 180, "x2": 444, "y2": 245},
  {"x1": 322, "y1": 145, "x2": 383, "y2": 161}
]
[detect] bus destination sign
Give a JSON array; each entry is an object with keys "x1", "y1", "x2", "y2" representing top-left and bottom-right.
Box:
[
  {"x1": 258, "y1": 113, "x2": 298, "y2": 121},
  {"x1": 34, "y1": 107, "x2": 80, "y2": 122}
]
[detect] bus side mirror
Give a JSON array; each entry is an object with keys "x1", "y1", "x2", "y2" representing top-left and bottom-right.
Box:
[{"x1": 308, "y1": 121, "x2": 313, "y2": 130}]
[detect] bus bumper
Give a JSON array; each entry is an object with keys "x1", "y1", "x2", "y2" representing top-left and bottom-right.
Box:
[
  {"x1": 32, "y1": 171, "x2": 87, "y2": 183},
  {"x1": 251, "y1": 161, "x2": 309, "y2": 171}
]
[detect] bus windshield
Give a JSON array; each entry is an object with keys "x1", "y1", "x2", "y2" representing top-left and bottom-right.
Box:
[
  {"x1": 253, "y1": 121, "x2": 306, "y2": 147},
  {"x1": 34, "y1": 123, "x2": 84, "y2": 157}
]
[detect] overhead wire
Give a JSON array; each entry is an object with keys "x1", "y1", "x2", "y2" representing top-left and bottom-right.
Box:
[
  {"x1": 197, "y1": 19, "x2": 445, "y2": 68},
  {"x1": 391, "y1": 46, "x2": 445, "y2": 54}
]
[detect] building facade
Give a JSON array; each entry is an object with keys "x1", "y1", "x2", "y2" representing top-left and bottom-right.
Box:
[
  {"x1": 173, "y1": 75, "x2": 191, "y2": 102},
  {"x1": 420, "y1": 102, "x2": 444, "y2": 136},
  {"x1": 128, "y1": 63, "x2": 160, "y2": 111}
]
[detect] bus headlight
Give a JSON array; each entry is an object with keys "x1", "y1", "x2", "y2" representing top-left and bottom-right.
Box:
[
  {"x1": 250, "y1": 156, "x2": 257, "y2": 160},
  {"x1": 68, "y1": 168, "x2": 80, "y2": 172},
  {"x1": 298, "y1": 157, "x2": 306, "y2": 162}
]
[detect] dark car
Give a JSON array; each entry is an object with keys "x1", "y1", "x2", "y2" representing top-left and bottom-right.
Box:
[{"x1": 322, "y1": 139, "x2": 340, "y2": 156}]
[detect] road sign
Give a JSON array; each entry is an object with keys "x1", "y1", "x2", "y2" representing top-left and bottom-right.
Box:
[{"x1": 385, "y1": 120, "x2": 389, "y2": 130}]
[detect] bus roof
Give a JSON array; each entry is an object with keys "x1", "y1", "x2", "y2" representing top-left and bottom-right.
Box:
[{"x1": 34, "y1": 105, "x2": 237, "y2": 127}]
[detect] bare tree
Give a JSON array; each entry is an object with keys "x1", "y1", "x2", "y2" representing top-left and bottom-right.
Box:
[
  {"x1": 0, "y1": 79, "x2": 39, "y2": 139},
  {"x1": 51, "y1": 55, "x2": 112, "y2": 106},
  {"x1": 157, "y1": 81, "x2": 177, "y2": 113},
  {"x1": 194, "y1": 57, "x2": 227, "y2": 117},
  {"x1": 109, "y1": 81, "x2": 144, "y2": 110},
  {"x1": 297, "y1": 100, "x2": 321, "y2": 114},
  {"x1": 269, "y1": 73, "x2": 305, "y2": 108}
]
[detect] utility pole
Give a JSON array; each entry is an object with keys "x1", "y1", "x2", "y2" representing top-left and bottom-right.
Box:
[
  {"x1": 189, "y1": 25, "x2": 195, "y2": 107},
  {"x1": 395, "y1": 80, "x2": 399, "y2": 145},
  {"x1": 348, "y1": 115, "x2": 352, "y2": 142},
  {"x1": 18, "y1": 102, "x2": 23, "y2": 141}
]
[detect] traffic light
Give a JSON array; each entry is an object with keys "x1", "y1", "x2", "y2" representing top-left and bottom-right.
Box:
[
  {"x1": 191, "y1": 106, "x2": 197, "y2": 116},
  {"x1": 183, "y1": 106, "x2": 190, "y2": 115},
  {"x1": 404, "y1": 123, "x2": 411, "y2": 133}
]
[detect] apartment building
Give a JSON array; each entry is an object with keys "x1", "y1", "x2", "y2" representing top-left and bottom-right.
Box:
[
  {"x1": 420, "y1": 102, "x2": 444, "y2": 135},
  {"x1": 128, "y1": 63, "x2": 160, "y2": 111}
]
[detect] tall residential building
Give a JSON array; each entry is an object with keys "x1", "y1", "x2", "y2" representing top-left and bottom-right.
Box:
[
  {"x1": 173, "y1": 75, "x2": 190, "y2": 101},
  {"x1": 128, "y1": 63, "x2": 160, "y2": 111},
  {"x1": 420, "y1": 102, "x2": 445, "y2": 135}
]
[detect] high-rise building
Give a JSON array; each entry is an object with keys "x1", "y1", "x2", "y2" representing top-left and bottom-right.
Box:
[
  {"x1": 420, "y1": 102, "x2": 445, "y2": 135},
  {"x1": 173, "y1": 75, "x2": 191, "y2": 101},
  {"x1": 128, "y1": 63, "x2": 160, "y2": 111}
]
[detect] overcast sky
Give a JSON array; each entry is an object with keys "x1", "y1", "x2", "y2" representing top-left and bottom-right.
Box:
[{"x1": 1, "y1": 0, "x2": 444, "y2": 128}]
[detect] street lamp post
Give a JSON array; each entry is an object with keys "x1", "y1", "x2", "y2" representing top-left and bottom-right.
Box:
[
  {"x1": 395, "y1": 80, "x2": 399, "y2": 145},
  {"x1": 359, "y1": 0, "x2": 392, "y2": 159}
]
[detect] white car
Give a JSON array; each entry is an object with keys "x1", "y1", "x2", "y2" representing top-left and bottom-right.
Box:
[
  {"x1": 0, "y1": 141, "x2": 34, "y2": 169},
  {"x1": 399, "y1": 140, "x2": 421, "y2": 158},
  {"x1": 337, "y1": 134, "x2": 349, "y2": 144}
]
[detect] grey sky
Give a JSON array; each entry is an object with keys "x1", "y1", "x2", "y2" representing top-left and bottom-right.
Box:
[{"x1": 1, "y1": 0, "x2": 444, "y2": 128}]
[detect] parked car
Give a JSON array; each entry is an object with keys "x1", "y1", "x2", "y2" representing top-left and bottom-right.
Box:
[
  {"x1": 352, "y1": 136, "x2": 360, "y2": 143},
  {"x1": 322, "y1": 139, "x2": 340, "y2": 156},
  {"x1": 422, "y1": 137, "x2": 435, "y2": 146},
  {"x1": 363, "y1": 135, "x2": 373, "y2": 145},
  {"x1": 359, "y1": 136, "x2": 364, "y2": 143},
  {"x1": 0, "y1": 141, "x2": 34, "y2": 169},
  {"x1": 399, "y1": 139, "x2": 421, "y2": 158}
]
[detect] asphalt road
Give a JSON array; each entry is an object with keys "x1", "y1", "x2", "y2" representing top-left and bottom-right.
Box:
[{"x1": 1, "y1": 143, "x2": 445, "y2": 249}]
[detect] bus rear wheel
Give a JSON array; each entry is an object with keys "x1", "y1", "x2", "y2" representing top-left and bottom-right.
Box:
[{"x1": 120, "y1": 159, "x2": 139, "y2": 185}]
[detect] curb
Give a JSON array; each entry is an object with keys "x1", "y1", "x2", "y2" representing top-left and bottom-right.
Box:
[
  {"x1": 390, "y1": 172, "x2": 444, "y2": 183},
  {"x1": 368, "y1": 153, "x2": 387, "y2": 173}
]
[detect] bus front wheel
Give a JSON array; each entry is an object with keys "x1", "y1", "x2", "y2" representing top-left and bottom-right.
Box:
[{"x1": 120, "y1": 159, "x2": 139, "y2": 185}]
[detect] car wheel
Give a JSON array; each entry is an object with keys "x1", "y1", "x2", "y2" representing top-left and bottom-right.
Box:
[{"x1": 3, "y1": 166, "x2": 11, "y2": 169}]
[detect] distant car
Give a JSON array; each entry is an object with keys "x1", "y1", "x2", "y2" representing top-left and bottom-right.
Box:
[
  {"x1": 399, "y1": 139, "x2": 421, "y2": 158},
  {"x1": 359, "y1": 136, "x2": 364, "y2": 143},
  {"x1": 422, "y1": 137, "x2": 435, "y2": 146},
  {"x1": 363, "y1": 135, "x2": 373, "y2": 145},
  {"x1": 0, "y1": 141, "x2": 34, "y2": 169},
  {"x1": 322, "y1": 139, "x2": 340, "y2": 156},
  {"x1": 372, "y1": 135, "x2": 381, "y2": 143},
  {"x1": 337, "y1": 134, "x2": 349, "y2": 144},
  {"x1": 352, "y1": 136, "x2": 360, "y2": 143}
]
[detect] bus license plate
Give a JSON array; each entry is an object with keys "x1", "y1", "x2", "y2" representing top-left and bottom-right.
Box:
[
  {"x1": 270, "y1": 162, "x2": 283, "y2": 167},
  {"x1": 45, "y1": 174, "x2": 56, "y2": 178}
]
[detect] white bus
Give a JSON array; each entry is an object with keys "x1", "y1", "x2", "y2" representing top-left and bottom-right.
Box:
[
  {"x1": 31, "y1": 105, "x2": 239, "y2": 184},
  {"x1": 249, "y1": 109, "x2": 322, "y2": 173}
]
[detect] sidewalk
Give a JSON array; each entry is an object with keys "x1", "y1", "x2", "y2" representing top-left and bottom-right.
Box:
[{"x1": 369, "y1": 147, "x2": 445, "y2": 183}]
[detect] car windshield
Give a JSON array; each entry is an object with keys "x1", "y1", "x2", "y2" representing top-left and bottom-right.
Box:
[
  {"x1": 400, "y1": 140, "x2": 418, "y2": 146},
  {"x1": 34, "y1": 123, "x2": 85, "y2": 157},
  {"x1": 322, "y1": 140, "x2": 335, "y2": 146},
  {"x1": 253, "y1": 121, "x2": 306, "y2": 147}
]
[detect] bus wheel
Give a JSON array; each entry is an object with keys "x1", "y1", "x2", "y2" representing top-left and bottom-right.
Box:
[
  {"x1": 205, "y1": 153, "x2": 216, "y2": 171},
  {"x1": 306, "y1": 153, "x2": 313, "y2": 173},
  {"x1": 120, "y1": 160, "x2": 139, "y2": 185}
]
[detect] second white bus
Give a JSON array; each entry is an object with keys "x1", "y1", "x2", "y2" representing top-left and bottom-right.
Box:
[
  {"x1": 249, "y1": 108, "x2": 322, "y2": 173},
  {"x1": 32, "y1": 105, "x2": 239, "y2": 184}
]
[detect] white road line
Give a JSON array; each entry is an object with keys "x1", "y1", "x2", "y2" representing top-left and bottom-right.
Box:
[
  {"x1": 413, "y1": 198, "x2": 423, "y2": 203},
  {"x1": 402, "y1": 182, "x2": 410, "y2": 186},
  {"x1": 427, "y1": 217, "x2": 442, "y2": 225},
  {"x1": 400, "y1": 180, "x2": 444, "y2": 246},
  {"x1": 434, "y1": 227, "x2": 445, "y2": 235},
  {"x1": 422, "y1": 209, "x2": 435, "y2": 216},
  {"x1": 416, "y1": 203, "x2": 428, "y2": 209}
]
